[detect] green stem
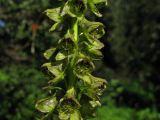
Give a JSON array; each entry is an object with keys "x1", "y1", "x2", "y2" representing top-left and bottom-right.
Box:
[
  {"x1": 67, "y1": 19, "x2": 79, "y2": 94},
  {"x1": 73, "y1": 19, "x2": 78, "y2": 43},
  {"x1": 71, "y1": 19, "x2": 79, "y2": 65}
]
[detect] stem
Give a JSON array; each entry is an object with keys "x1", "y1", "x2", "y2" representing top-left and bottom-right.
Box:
[
  {"x1": 71, "y1": 19, "x2": 79, "y2": 65},
  {"x1": 67, "y1": 19, "x2": 79, "y2": 94},
  {"x1": 73, "y1": 19, "x2": 78, "y2": 43}
]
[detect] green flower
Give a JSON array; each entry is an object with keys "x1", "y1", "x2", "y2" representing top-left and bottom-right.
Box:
[{"x1": 36, "y1": 0, "x2": 107, "y2": 119}]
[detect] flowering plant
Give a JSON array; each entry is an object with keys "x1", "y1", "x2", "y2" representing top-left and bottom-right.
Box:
[{"x1": 35, "y1": 0, "x2": 107, "y2": 119}]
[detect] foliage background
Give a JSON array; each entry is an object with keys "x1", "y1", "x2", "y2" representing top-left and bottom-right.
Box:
[{"x1": 0, "y1": 0, "x2": 160, "y2": 120}]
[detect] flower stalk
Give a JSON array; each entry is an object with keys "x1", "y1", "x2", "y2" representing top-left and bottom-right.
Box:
[{"x1": 35, "y1": 0, "x2": 108, "y2": 120}]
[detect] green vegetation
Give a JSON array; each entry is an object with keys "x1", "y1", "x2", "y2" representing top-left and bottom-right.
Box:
[
  {"x1": 0, "y1": 65, "x2": 46, "y2": 120},
  {"x1": 0, "y1": 0, "x2": 160, "y2": 120}
]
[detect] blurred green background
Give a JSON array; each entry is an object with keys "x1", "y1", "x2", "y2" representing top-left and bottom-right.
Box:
[{"x1": 0, "y1": 0, "x2": 160, "y2": 120}]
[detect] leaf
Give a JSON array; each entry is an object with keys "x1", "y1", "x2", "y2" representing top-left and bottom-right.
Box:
[
  {"x1": 44, "y1": 7, "x2": 62, "y2": 22},
  {"x1": 35, "y1": 96, "x2": 58, "y2": 113},
  {"x1": 43, "y1": 48, "x2": 56, "y2": 60},
  {"x1": 55, "y1": 52, "x2": 66, "y2": 61}
]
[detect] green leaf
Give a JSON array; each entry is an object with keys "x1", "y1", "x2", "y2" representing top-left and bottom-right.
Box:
[
  {"x1": 44, "y1": 7, "x2": 62, "y2": 22},
  {"x1": 43, "y1": 48, "x2": 56, "y2": 60},
  {"x1": 55, "y1": 52, "x2": 66, "y2": 61},
  {"x1": 35, "y1": 96, "x2": 58, "y2": 113}
]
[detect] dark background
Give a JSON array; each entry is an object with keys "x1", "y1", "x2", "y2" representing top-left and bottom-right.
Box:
[{"x1": 0, "y1": 0, "x2": 160, "y2": 120}]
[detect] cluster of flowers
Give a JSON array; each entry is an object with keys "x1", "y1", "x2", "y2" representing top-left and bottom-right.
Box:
[{"x1": 35, "y1": 0, "x2": 107, "y2": 120}]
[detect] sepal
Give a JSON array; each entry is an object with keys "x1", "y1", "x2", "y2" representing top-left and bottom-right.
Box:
[
  {"x1": 35, "y1": 96, "x2": 58, "y2": 113},
  {"x1": 43, "y1": 48, "x2": 56, "y2": 60}
]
